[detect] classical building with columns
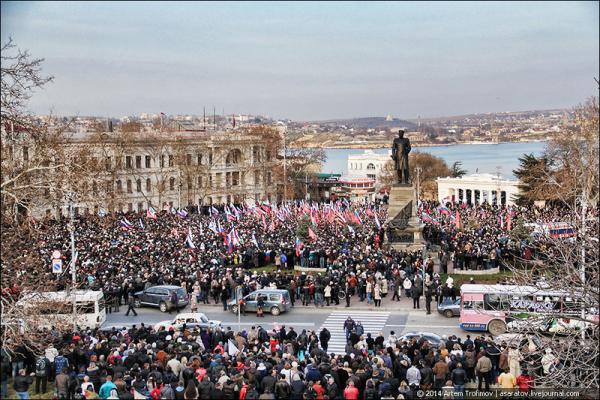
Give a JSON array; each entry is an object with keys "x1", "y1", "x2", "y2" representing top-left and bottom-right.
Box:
[
  {"x1": 347, "y1": 150, "x2": 391, "y2": 182},
  {"x1": 436, "y1": 173, "x2": 520, "y2": 206}
]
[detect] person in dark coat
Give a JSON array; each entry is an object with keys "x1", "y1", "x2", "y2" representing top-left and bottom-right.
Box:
[{"x1": 319, "y1": 328, "x2": 331, "y2": 353}]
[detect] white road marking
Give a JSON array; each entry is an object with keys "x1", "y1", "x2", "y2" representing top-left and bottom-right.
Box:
[{"x1": 318, "y1": 311, "x2": 390, "y2": 354}]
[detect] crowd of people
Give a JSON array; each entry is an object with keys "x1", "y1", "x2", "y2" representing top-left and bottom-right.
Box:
[
  {"x1": 1, "y1": 199, "x2": 596, "y2": 398},
  {"x1": 4, "y1": 199, "x2": 587, "y2": 306},
  {"x1": 2, "y1": 319, "x2": 566, "y2": 399}
]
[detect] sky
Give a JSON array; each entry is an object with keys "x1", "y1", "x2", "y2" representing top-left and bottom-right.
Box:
[{"x1": 1, "y1": 1, "x2": 598, "y2": 121}]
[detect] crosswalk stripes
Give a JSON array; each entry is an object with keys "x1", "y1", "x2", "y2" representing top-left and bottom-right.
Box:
[{"x1": 318, "y1": 311, "x2": 390, "y2": 355}]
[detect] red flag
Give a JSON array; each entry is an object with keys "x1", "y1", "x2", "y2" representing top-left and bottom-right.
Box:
[
  {"x1": 506, "y1": 212, "x2": 512, "y2": 231},
  {"x1": 455, "y1": 210, "x2": 462, "y2": 229},
  {"x1": 261, "y1": 214, "x2": 267, "y2": 231},
  {"x1": 308, "y1": 227, "x2": 317, "y2": 242}
]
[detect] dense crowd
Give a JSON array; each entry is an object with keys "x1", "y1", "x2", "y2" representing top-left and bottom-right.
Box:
[
  {"x1": 1, "y1": 200, "x2": 597, "y2": 398},
  {"x1": 5, "y1": 199, "x2": 591, "y2": 304},
  {"x1": 2, "y1": 321, "x2": 567, "y2": 399}
]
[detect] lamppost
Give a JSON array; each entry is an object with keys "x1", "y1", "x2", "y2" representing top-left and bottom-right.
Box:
[
  {"x1": 66, "y1": 191, "x2": 78, "y2": 331},
  {"x1": 283, "y1": 129, "x2": 287, "y2": 201},
  {"x1": 414, "y1": 167, "x2": 422, "y2": 201}
]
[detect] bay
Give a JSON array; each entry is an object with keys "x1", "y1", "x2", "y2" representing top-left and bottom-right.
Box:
[{"x1": 320, "y1": 141, "x2": 547, "y2": 178}]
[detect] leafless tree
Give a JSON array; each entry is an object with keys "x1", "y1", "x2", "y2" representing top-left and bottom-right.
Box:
[{"x1": 502, "y1": 97, "x2": 599, "y2": 390}]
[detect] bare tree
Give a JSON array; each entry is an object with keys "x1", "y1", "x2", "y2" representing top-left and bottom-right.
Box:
[{"x1": 502, "y1": 98, "x2": 599, "y2": 390}]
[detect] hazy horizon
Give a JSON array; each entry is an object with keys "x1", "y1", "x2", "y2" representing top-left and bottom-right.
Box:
[{"x1": 1, "y1": 1, "x2": 598, "y2": 121}]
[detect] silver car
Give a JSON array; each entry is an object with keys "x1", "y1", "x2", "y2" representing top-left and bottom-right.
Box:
[
  {"x1": 437, "y1": 298, "x2": 461, "y2": 318},
  {"x1": 228, "y1": 289, "x2": 292, "y2": 316}
]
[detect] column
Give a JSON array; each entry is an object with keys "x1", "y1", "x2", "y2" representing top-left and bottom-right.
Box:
[{"x1": 470, "y1": 189, "x2": 475, "y2": 205}]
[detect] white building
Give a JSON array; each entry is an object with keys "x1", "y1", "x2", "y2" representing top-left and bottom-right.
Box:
[
  {"x1": 437, "y1": 173, "x2": 520, "y2": 206},
  {"x1": 347, "y1": 150, "x2": 391, "y2": 182}
]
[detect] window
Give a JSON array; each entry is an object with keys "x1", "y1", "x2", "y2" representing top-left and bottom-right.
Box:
[
  {"x1": 146, "y1": 178, "x2": 151, "y2": 192},
  {"x1": 462, "y1": 300, "x2": 484, "y2": 310},
  {"x1": 116, "y1": 180, "x2": 123, "y2": 193},
  {"x1": 367, "y1": 174, "x2": 376, "y2": 180},
  {"x1": 209, "y1": 175, "x2": 213, "y2": 187},
  {"x1": 76, "y1": 301, "x2": 96, "y2": 314},
  {"x1": 266, "y1": 172, "x2": 271, "y2": 185},
  {"x1": 22, "y1": 146, "x2": 29, "y2": 162},
  {"x1": 170, "y1": 177, "x2": 176, "y2": 191},
  {"x1": 126, "y1": 156, "x2": 132, "y2": 169},
  {"x1": 252, "y1": 146, "x2": 261, "y2": 163},
  {"x1": 104, "y1": 157, "x2": 112, "y2": 170},
  {"x1": 160, "y1": 155, "x2": 165, "y2": 168},
  {"x1": 367, "y1": 163, "x2": 375, "y2": 170},
  {"x1": 106, "y1": 181, "x2": 113, "y2": 193},
  {"x1": 268, "y1": 294, "x2": 281, "y2": 302},
  {"x1": 216, "y1": 173, "x2": 223, "y2": 188},
  {"x1": 136, "y1": 155, "x2": 142, "y2": 169},
  {"x1": 197, "y1": 176, "x2": 203, "y2": 188},
  {"x1": 137, "y1": 202, "x2": 143, "y2": 212},
  {"x1": 226, "y1": 149, "x2": 242, "y2": 166},
  {"x1": 136, "y1": 179, "x2": 142, "y2": 192},
  {"x1": 115, "y1": 156, "x2": 122, "y2": 169},
  {"x1": 128, "y1": 203, "x2": 133, "y2": 212},
  {"x1": 197, "y1": 154, "x2": 203, "y2": 165},
  {"x1": 233, "y1": 171, "x2": 240, "y2": 186},
  {"x1": 209, "y1": 152, "x2": 213, "y2": 165},
  {"x1": 245, "y1": 294, "x2": 257, "y2": 302},
  {"x1": 127, "y1": 180, "x2": 132, "y2": 193},
  {"x1": 168, "y1": 155, "x2": 174, "y2": 167},
  {"x1": 186, "y1": 154, "x2": 192, "y2": 166},
  {"x1": 145, "y1": 155, "x2": 151, "y2": 168}
]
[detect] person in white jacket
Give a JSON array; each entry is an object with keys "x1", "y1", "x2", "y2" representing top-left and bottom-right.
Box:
[{"x1": 403, "y1": 277, "x2": 413, "y2": 298}]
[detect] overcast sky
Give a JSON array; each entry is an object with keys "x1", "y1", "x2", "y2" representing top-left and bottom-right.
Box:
[{"x1": 1, "y1": 1, "x2": 598, "y2": 121}]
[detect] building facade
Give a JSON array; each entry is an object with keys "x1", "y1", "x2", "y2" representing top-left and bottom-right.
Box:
[
  {"x1": 436, "y1": 173, "x2": 520, "y2": 206},
  {"x1": 30, "y1": 130, "x2": 281, "y2": 218},
  {"x1": 347, "y1": 150, "x2": 391, "y2": 182}
]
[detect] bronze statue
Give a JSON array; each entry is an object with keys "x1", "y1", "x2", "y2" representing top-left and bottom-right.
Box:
[{"x1": 391, "y1": 129, "x2": 411, "y2": 184}]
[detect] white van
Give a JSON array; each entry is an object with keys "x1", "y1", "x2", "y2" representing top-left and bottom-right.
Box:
[{"x1": 16, "y1": 290, "x2": 106, "y2": 329}]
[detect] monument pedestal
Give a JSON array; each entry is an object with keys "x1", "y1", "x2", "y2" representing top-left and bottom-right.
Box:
[{"x1": 385, "y1": 184, "x2": 425, "y2": 252}]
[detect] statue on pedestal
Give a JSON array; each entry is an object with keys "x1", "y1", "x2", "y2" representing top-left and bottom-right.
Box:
[{"x1": 391, "y1": 129, "x2": 411, "y2": 184}]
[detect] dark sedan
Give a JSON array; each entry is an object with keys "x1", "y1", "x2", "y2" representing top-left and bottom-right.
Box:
[{"x1": 134, "y1": 285, "x2": 188, "y2": 312}]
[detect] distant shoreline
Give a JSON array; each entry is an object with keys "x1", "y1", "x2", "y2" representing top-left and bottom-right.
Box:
[{"x1": 291, "y1": 139, "x2": 548, "y2": 150}]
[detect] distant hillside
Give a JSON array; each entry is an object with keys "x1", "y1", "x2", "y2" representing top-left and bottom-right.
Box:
[{"x1": 310, "y1": 117, "x2": 417, "y2": 130}]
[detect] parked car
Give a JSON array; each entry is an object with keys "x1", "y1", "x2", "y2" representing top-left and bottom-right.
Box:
[
  {"x1": 399, "y1": 332, "x2": 443, "y2": 347},
  {"x1": 228, "y1": 289, "x2": 292, "y2": 316},
  {"x1": 134, "y1": 285, "x2": 188, "y2": 312},
  {"x1": 438, "y1": 298, "x2": 461, "y2": 318},
  {"x1": 153, "y1": 313, "x2": 221, "y2": 331}
]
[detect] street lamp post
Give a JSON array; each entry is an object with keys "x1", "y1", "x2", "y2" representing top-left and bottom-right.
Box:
[
  {"x1": 414, "y1": 167, "x2": 422, "y2": 201},
  {"x1": 283, "y1": 130, "x2": 287, "y2": 201},
  {"x1": 67, "y1": 192, "x2": 78, "y2": 331}
]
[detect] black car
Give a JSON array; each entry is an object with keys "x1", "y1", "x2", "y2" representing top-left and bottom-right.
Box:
[{"x1": 134, "y1": 285, "x2": 188, "y2": 312}]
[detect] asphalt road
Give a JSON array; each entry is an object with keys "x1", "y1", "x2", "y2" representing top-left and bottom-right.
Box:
[{"x1": 104, "y1": 302, "x2": 466, "y2": 340}]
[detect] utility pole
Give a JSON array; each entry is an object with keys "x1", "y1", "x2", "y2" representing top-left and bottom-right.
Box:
[
  {"x1": 580, "y1": 189, "x2": 588, "y2": 340},
  {"x1": 178, "y1": 169, "x2": 182, "y2": 210},
  {"x1": 305, "y1": 173, "x2": 309, "y2": 200},
  {"x1": 67, "y1": 192, "x2": 78, "y2": 331},
  {"x1": 283, "y1": 129, "x2": 287, "y2": 201},
  {"x1": 415, "y1": 167, "x2": 422, "y2": 201}
]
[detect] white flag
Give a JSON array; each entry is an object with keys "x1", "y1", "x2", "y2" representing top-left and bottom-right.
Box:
[{"x1": 228, "y1": 339, "x2": 239, "y2": 357}]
